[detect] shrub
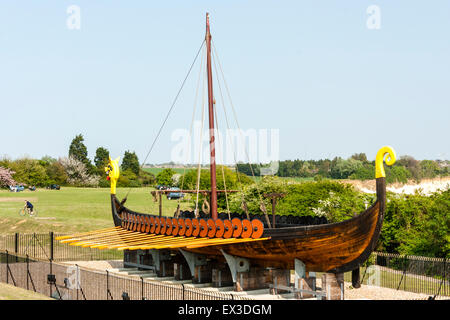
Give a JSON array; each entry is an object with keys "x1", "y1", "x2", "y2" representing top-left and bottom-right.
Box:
[{"x1": 156, "y1": 168, "x2": 177, "y2": 186}]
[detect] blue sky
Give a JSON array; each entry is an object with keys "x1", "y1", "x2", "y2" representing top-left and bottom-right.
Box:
[{"x1": 1, "y1": 1, "x2": 449, "y2": 164}]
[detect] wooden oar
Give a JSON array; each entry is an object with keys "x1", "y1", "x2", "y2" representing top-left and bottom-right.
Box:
[{"x1": 56, "y1": 226, "x2": 121, "y2": 241}]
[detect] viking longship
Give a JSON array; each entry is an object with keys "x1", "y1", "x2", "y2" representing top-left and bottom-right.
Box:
[{"x1": 57, "y1": 13, "x2": 396, "y2": 274}]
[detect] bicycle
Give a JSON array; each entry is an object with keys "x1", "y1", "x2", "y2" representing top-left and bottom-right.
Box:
[{"x1": 19, "y1": 206, "x2": 38, "y2": 217}]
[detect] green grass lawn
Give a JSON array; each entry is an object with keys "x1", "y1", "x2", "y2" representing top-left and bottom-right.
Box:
[
  {"x1": 0, "y1": 282, "x2": 53, "y2": 300},
  {"x1": 0, "y1": 187, "x2": 195, "y2": 235}
]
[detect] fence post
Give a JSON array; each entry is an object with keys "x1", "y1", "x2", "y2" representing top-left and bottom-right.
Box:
[
  {"x1": 26, "y1": 254, "x2": 29, "y2": 290},
  {"x1": 49, "y1": 259, "x2": 52, "y2": 297},
  {"x1": 397, "y1": 255, "x2": 408, "y2": 291},
  {"x1": 49, "y1": 232, "x2": 54, "y2": 262},
  {"x1": 404, "y1": 255, "x2": 407, "y2": 291},
  {"x1": 436, "y1": 258, "x2": 446, "y2": 298},
  {"x1": 14, "y1": 233, "x2": 19, "y2": 262},
  {"x1": 106, "y1": 270, "x2": 109, "y2": 300},
  {"x1": 445, "y1": 258, "x2": 448, "y2": 297},
  {"x1": 6, "y1": 250, "x2": 9, "y2": 284},
  {"x1": 181, "y1": 283, "x2": 185, "y2": 300},
  {"x1": 141, "y1": 276, "x2": 144, "y2": 300}
]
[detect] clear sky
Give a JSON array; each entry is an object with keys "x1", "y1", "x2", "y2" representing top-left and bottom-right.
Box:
[{"x1": 1, "y1": 1, "x2": 449, "y2": 164}]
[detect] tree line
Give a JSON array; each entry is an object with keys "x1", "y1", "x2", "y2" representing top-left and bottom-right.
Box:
[
  {"x1": 236, "y1": 153, "x2": 449, "y2": 184},
  {"x1": 0, "y1": 134, "x2": 155, "y2": 188},
  {"x1": 1, "y1": 135, "x2": 449, "y2": 189}
]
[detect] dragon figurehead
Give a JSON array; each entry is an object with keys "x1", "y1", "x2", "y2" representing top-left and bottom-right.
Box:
[{"x1": 105, "y1": 156, "x2": 120, "y2": 194}]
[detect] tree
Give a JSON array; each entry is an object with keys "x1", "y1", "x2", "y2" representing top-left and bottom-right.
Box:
[
  {"x1": 330, "y1": 158, "x2": 363, "y2": 179},
  {"x1": 156, "y1": 168, "x2": 176, "y2": 186},
  {"x1": 121, "y1": 151, "x2": 140, "y2": 176},
  {"x1": 397, "y1": 155, "x2": 421, "y2": 181},
  {"x1": 8, "y1": 158, "x2": 49, "y2": 187},
  {"x1": 351, "y1": 153, "x2": 368, "y2": 163},
  {"x1": 0, "y1": 167, "x2": 16, "y2": 188},
  {"x1": 69, "y1": 134, "x2": 91, "y2": 167},
  {"x1": 180, "y1": 166, "x2": 253, "y2": 209},
  {"x1": 59, "y1": 156, "x2": 99, "y2": 187},
  {"x1": 420, "y1": 160, "x2": 440, "y2": 179},
  {"x1": 46, "y1": 161, "x2": 68, "y2": 185},
  {"x1": 94, "y1": 147, "x2": 110, "y2": 169}
]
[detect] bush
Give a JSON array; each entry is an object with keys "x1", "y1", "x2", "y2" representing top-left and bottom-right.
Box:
[
  {"x1": 229, "y1": 177, "x2": 371, "y2": 222},
  {"x1": 117, "y1": 169, "x2": 142, "y2": 188},
  {"x1": 380, "y1": 189, "x2": 450, "y2": 258}
]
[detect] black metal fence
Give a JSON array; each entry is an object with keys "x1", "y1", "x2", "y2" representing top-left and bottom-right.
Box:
[
  {"x1": 0, "y1": 232, "x2": 122, "y2": 262},
  {"x1": 0, "y1": 250, "x2": 252, "y2": 300},
  {"x1": 1, "y1": 232, "x2": 448, "y2": 299},
  {"x1": 343, "y1": 252, "x2": 449, "y2": 297}
]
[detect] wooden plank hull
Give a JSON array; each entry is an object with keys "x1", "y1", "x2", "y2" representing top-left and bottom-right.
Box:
[
  {"x1": 111, "y1": 178, "x2": 386, "y2": 273},
  {"x1": 183, "y1": 201, "x2": 380, "y2": 272}
]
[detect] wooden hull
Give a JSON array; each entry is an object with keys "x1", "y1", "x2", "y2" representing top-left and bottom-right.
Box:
[{"x1": 111, "y1": 178, "x2": 386, "y2": 273}]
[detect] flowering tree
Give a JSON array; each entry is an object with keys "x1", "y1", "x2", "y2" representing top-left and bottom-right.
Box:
[
  {"x1": 0, "y1": 167, "x2": 17, "y2": 188},
  {"x1": 59, "y1": 157, "x2": 99, "y2": 187}
]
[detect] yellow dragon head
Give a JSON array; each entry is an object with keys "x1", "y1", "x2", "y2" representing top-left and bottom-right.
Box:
[{"x1": 105, "y1": 156, "x2": 120, "y2": 194}]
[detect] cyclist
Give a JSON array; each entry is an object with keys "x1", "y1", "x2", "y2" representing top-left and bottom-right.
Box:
[{"x1": 24, "y1": 200, "x2": 34, "y2": 215}]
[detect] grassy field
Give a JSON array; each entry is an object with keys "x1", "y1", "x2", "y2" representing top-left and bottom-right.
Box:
[
  {"x1": 0, "y1": 283, "x2": 53, "y2": 300},
  {"x1": 143, "y1": 167, "x2": 316, "y2": 183},
  {"x1": 0, "y1": 187, "x2": 195, "y2": 235},
  {"x1": 142, "y1": 167, "x2": 190, "y2": 175}
]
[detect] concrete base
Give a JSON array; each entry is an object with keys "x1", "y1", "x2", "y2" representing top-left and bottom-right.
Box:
[
  {"x1": 235, "y1": 267, "x2": 271, "y2": 292},
  {"x1": 269, "y1": 269, "x2": 291, "y2": 294},
  {"x1": 157, "y1": 260, "x2": 174, "y2": 277},
  {"x1": 174, "y1": 262, "x2": 192, "y2": 281},
  {"x1": 193, "y1": 264, "x2": 213, "y2": 284},
  {"x1": 124, "y1": 250, "x2": 137, "y2": 264},
  {"x1": 322, "y1": 273, "x2": 344, "y2": 300},
  {"x1": 295, "y1": 273, "x2": 317, "y2": 299},
  {"x1": 212, "y1": 267, "x2": 234, "y2": 287},
  {"x1": 139, "y1": 251, "x2": 153, "y2": 268}
]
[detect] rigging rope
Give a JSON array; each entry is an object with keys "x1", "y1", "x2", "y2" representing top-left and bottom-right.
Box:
[
  {"x1": 211, "y1": 46, "x2": 247, "y2": 219},
  {"x1": 213, "y1": 98, "x2": 231, "y2": 219},
  {"x1": 194, "y1": 50, "x2": 207, "y2": 218},
  {"x1": 212, "y1": 40, "x2": 272, "y2": 227},
  {"x1": 123, "y1": 40, "x2": 206, "y2": 200},
  {"x1": 176, "y1": 43, "x2": 207, "y2": 217}
]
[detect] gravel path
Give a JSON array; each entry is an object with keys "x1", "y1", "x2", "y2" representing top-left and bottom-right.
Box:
[
  {"x1": 342, "y1": 282, "x2": 445, "y2": 300},
  {"x1": 58, "y1": 260, "x2": 448, "y2": 300}
]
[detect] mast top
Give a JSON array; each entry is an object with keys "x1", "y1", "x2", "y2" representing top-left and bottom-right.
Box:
[{"x1": 206, "y1": 12, "x2": 211, "y2": 37}]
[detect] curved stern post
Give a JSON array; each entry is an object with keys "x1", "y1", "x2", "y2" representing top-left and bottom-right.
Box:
[{"x1": 105, "y1": 156, "x2": 123, "y2": 227}]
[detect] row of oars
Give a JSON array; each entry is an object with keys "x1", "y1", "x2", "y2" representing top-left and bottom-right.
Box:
[
  {"x1": 121, "y1": 212, "x2": 265, "y2": 239},
  {"x1": 55, "y1": 226, "x2": 269, "y2": 251}
]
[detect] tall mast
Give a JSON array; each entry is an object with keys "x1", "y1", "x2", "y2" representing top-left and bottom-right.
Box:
[{"x1": 205, "y1": 12, "x2": 218, "y2": 220}]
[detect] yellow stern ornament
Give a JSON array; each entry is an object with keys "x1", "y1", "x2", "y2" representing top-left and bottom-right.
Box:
[
  {"x1": 375, "y1": 146, "x2": 396, "y2": 178},
  {"x1": 105, "y1": 156, "x2": 120, "y2": 194}
]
